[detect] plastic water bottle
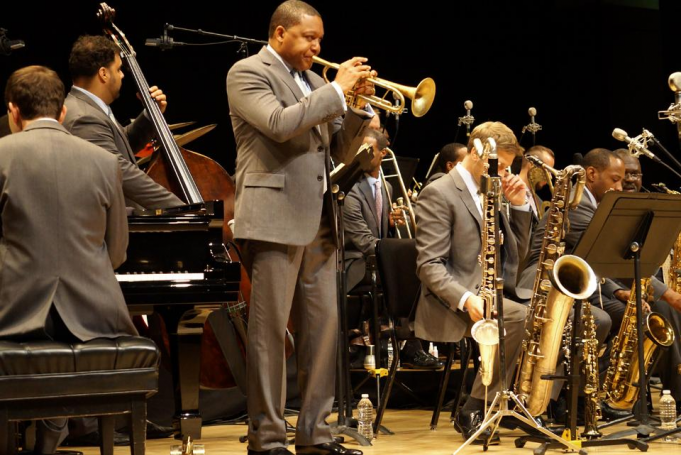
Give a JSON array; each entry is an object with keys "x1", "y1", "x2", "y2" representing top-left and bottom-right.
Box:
[
  {"x1": 357, "y1": 393, "x2": 374, "y2": 441},
  {"x1": 659, "y1": 390, "x2": 678, "y2": 441},
  {"x1": 387, "y1": 340, "x2": 394, "y2": 369}
]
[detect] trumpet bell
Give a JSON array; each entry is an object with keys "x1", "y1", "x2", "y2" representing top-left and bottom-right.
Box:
[{"x1": 399, "y1": 77, "x2": 436, "y2": 118}]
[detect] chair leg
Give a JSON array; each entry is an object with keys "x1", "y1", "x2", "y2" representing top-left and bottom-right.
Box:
[
  {"x1": 0, "y1": 409, "x2": 9, "y2": 455},
  {"x1": 450, "y1": 338, "x2": 472, "y2": 423},
  {"x1": 129, "y1": 398, "x2": 147, "y2": 455},
  {"x1": 430, "y1": 342, "x2": 456, "y2": 430},
  {"x1": 98, "y1": 415, "x2": 115, "y2": 455},
  {"x1": 373, "y1": 328, "x2": 398, "y2": 437}
]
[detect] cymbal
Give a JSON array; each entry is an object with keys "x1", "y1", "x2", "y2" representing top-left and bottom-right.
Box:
[
  {"x1": 168, "y1": 121, "x2": 197, "y2": 131},
  {"x1": 174, "y1": 124, "x2": 217, "y2": 147}
]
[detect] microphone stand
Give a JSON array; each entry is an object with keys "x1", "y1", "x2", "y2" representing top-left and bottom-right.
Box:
[
  {"x1": 453, "y1": 145, "x2": 580, "y2": 455},
  {"x1": 330, "y1": 188, "x2": 372, "y2": 447}
]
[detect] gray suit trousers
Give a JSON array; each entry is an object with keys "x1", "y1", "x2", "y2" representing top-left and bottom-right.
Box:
[{"x1": 241, "y1": 216, "x2": 338, "y2": 451}]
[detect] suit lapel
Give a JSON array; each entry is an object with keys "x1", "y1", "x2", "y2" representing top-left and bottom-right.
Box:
[
  {"x1": 258, "y1": 48, "x2": 324, "y2": 143},
  {"x1": 450, "y1": 169, "x2": 482, "y2": 228}
]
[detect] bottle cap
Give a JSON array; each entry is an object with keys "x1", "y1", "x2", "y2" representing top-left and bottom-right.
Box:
[
  {"x1": 361, "y1": 393, "x2": 369, "y2": 398},
  {"x1": 663, "y1": 389, "x2": 671, "y2": 395}
]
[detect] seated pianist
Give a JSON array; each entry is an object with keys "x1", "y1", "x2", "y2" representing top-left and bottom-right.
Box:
[
  {"x1": 343, "y1": 128, "x2": 441, "y2": 369},
  {"x1": 0, "y1": 65, "x2": 138, "y2": 454}
]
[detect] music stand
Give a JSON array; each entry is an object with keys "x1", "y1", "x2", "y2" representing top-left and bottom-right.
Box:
[
  {"x1": 328, "y1": 143, "x2": 377, "y2": 447},
  {"x1": 572, "y1": 191, "x2": 681, "y2": 442}
]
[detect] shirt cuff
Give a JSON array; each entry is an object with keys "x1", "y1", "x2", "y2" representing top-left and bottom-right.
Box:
[
  {"x1": 458, "y1": 291, "x2": 472, "y2": 312},
  {"x1": 511, "y1": 202, "x2": 530, "y2": 212},
  {"x1": 330, "y1": 81, "x2": 347, "y2": 112}
]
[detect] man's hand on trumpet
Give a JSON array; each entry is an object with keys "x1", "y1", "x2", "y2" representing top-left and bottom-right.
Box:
[{"x1": 334, "y1": 57, "x2": 374, "y2": 94}]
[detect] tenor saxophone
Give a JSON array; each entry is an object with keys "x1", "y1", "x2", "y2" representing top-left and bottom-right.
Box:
[
  {"x1": 514, "y1": 157, "x2": 598, "y2": 417},
  {"x1": 603, "y1": 279, "x2": 675, "y2": 410}
]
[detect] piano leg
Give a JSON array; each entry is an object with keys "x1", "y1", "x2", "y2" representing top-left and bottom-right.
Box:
[{"x1": 164, "y1": 306, "x2": 215, "y2": 453}]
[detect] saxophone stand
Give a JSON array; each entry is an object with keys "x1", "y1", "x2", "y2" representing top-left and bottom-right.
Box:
[
  {"x1": 570, "y1": 191, "x2": 681, "y2": 444},
  {"x1": 514, "y1": 298, "x2": 646, "y2": 454},
  {"x1": 453, "y1": 153, "x2": 580, "y2": 455}
]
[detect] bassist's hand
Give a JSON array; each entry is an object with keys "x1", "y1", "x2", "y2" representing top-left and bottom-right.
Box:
[{"x1": 137, "y1": 86, "x2": 168, "y2": 114}]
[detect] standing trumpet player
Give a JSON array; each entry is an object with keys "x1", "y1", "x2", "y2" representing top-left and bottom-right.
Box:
[
  {"x1": 414, "y1": 121, "x2": 531, "y2": 442},
  {"x1": 226, "y1": 1, "x2": 375, "y2": 454}
]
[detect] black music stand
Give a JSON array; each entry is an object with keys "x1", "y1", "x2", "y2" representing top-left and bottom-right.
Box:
[
  {"x1": 328, "y1": 144, "x2": 377, "y2": 447},
  {"x1": 572, "y1": 191, "x2": 681, "y2": 442}
]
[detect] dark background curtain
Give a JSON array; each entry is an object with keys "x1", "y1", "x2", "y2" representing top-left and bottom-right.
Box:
[{"x1": 2, "y1": 0, "x2": 680, "y2": 188}]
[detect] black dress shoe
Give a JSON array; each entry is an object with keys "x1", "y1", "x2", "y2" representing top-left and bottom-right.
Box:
[
  {"x1": 499, "y1": 415, "x2": 547, "y2": 436},
  {"x1": 144, "y1": 420, "x2": 174, "y2": 439},
  {"x1": 294, "y1": 441, "x2": 362, "y2": 455},
  {"x1": 400, "y1": 349, "x2": 443, "y2": 369},
  {"x1": 600, "y1": 401, "x2": 632, "y2": 422},
  {"x1": 247, "y1": 448, "x2": 294, "y2": 455},
  {"x1": 453, "y1": 410, "x2": 500, "y2": 445}
]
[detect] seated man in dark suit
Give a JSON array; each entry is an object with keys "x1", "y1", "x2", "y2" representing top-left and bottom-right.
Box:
[
  {"x1": 602, "y1": 150, "x2": 681, "y2": 413},
  {"x1": 1, "y1": 65, "x2": 138, "y2": 455},
  {"x1": 516, "y1": 148, "x2": 621, "y2": 420},
  {"x1": 423, "y1": 142, "x2": 467, "y2": 188},
  {"x1": 63, "y1": 35, "x2": 183, "y2": 210},
  {"x1": 343, "y1": 128, "x2": 441, "y2": 369}
]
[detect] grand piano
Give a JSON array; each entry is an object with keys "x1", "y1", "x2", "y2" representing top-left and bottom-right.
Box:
[{"x1": 115, "y1": 201, "x2": 242, "y2": 446}]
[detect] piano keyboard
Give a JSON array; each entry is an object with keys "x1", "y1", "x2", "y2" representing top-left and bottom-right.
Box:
[{"x1": 116, "y1": 272, "x2": 204, "y2": 282}]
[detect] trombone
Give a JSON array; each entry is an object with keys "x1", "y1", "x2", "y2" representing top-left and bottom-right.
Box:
[
  {"x1": 312, "y1": 56, "x2": 436, "y2": 117},
  {"x1": 379, "y1": 147, "x2": 417, "y2": 238}
]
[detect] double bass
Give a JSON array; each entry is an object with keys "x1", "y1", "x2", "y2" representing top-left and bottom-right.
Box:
[{"x1": 98, "y1": 4, "x2": 249, "y2": 391}]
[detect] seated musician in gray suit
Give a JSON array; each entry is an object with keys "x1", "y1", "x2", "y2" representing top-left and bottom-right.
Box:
[
  {"x1": 63, "y1": 35, "x2": 183, "y2": 210},
  {"x1": 343, "y1": 128, "x2": 441, "y2": 369},
  {"x1": 414, "y1": 121, "x2": 532, "y2": 441},
  {"x1": 0, "y1": 65, "x2": 137, "y2": 455}
]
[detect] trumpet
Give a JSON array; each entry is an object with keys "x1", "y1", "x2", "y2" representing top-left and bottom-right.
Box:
[
  {"x1": 379, "y1": 147, "x2": 417, "y2": 238},
  {"x1": 312, "y1": 56, "x2": 436, "y2": 117}
]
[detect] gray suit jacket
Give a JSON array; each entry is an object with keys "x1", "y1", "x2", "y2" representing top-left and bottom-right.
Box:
[
  {"x1": 227, "y1": 47, "x2": 370, "y2": 246},
  {"x1": 342, "y1": 175, "x2": 392, "y2": 289},
  {"x1": 63, "y1": 88, "x2": 183, "y2": 210},
  {"x1": 517, "y1": 191, "x2": 668, "y2": 300},
  {"x1": 414, "y1": 168, "x2": 532, "y2": 342},
  {"x1": 0, "y1": 121, "x2": 137, "y2": 341}
]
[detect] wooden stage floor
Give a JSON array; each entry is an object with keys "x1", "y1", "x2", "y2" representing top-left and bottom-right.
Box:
[{"x1": 68, "y1": 409, "x2": 680, "y2": 455}]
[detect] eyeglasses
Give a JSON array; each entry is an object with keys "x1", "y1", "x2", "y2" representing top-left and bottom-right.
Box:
[{"x1": 625, "y1": 172, "x2": 643, "y2": 180}]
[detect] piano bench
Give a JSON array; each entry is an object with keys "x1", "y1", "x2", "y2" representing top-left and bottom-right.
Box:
[{"x1": 0, "y1": 336, "x2": 160, "y2": 455}]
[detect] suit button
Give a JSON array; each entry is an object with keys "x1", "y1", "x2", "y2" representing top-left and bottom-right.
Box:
[
  {"x1": 317, "y1": 175, "x2": 323, "y2": 181},
  {"x1": 317, "y1": 146, "x2": 324, "y2": 152}
]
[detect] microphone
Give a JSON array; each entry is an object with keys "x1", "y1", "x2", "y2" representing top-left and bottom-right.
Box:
[
  {"x1": 145, "y1": 24, "x2": 185, "y2": 50},
  {"x1": 521, "y1": 107, "x2": 542, "y2": 136},
  {"x1": 612, "y1": 128, "x2": 662, "y2": 163},
  {"x1": 0, "y1": 29, "x2": 25, "y2": 56},
  {"x1": 458, "y1": 100, "x2": 475, "y2": 137}
]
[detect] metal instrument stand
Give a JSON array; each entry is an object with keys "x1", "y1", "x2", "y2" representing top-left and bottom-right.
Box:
[
  {"x1": 514, "y1": 299, "x2": 647, "y2": 454},
  {"x1": 453, "y1": 152, "x2": 579, "y2": 455}
]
